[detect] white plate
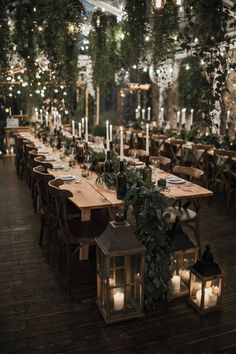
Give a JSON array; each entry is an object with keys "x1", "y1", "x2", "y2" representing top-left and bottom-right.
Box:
[
  {"x1": 167, "y1": 178, "x2": 185, "y2": 184},
  {"x1": 52, "y1": 165, "x2": 64, "y2": 170},
  {"x1": 58, "y1": 175, "x2": 76, "y2": 181},
  {"x1": 44, "y1": 157, "x2": 58, "y2": 162}
]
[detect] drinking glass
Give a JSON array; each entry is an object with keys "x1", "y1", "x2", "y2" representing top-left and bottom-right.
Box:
[{"x1": 84, "y1": 154, "x2": 93, "y2": 178}]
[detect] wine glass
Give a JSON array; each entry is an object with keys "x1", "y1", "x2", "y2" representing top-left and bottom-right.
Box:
[
  {"x1": 84, "y1": 154, "x2": 93, "y2": 178},
  {"x1": 69, "y1": 147, "x2": 76, "y2": 167}
]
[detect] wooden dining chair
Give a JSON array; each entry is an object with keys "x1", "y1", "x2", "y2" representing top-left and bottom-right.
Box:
[
  {"x1": 15, "y1": 135, "x2": 24, "y2": 177},
  {"x1": 151, "y1": 135, "x2": 166, "y2": 156},
  {"x1": 164, "y1": 139, "x2": 185, "y2": 166},
  {"x1": 191, "y1": 143, "x2": 212, "y2": 169},
  {"x1": 127, "y1": 148, "x2": 146, "y2": 160},
  {"x1": 164, "y1": 165, "x2": 204, "y2": 252},
  {"x1": 149, "y1": 155, "x2": 172, "y2": 172},
  {"x1": 48, "y1": 178, "x2": 109, "y2": 295},
  {"x1": 212, "y1": 149, "x2": 236, "y2": 207},
  {"x1": 34, "y1": 155, "x2": 53, "y2": 170}
]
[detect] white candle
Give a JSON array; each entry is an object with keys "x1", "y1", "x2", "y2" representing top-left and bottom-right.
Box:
[
  {"x1": 20, "y1": 110, "x2": 23, "y2": 116},
  {"x1": 45, "y1": 112, "x2": 48, "y2": 126},
  {"x1": 72, "y1": 120, "x2": 75, "y2": 136},
  {"x1": 56, "y1": 113, "x2": 59, "y2": 130},
  {"x1": 181, "y1": 108, "x2": 186, "y2": 125},
  {"x1": 196, "y1": 287, "x2": 212, "y2": 307},
  {"x1": 81, "y1": 117, "x2": 85, "y2": 133},
  {"x1": 35, "y1": 112, "x2": 39, "y2": 121},
  {"x1": 9, "y1": 107, "x2": 12, "y2": 116},
  {"x1": 142, "y1": 108, "x2": 145, "y2": 120},
  {"x1": 147, "y1": 107, "x2": 151, "y2": 121},
  {"x1": 85, "y1": 116, "x2": 88, "y2": 142},
  {"x1": 190, "y1": 109, "x2": 194, "y2": 128},
  {"x1": 208, "y1": 293, "x2": 217, "y2": 307},
  {"x1": 159, "y1": 107, "x2": 164, "y2": 125},
  {"x1": 40, "y1": 109, "x2": 43, "y2": 124},
  {"x1": 146, "y1": 123, "x2": 149, "y2": 156},
  {"x1": 78, "y1": 122, "x2": 82, "y2": 138},
  {"x1": 135, "y1": 108, "x2": 139, "y2": 119},
  {"x1": 114, "y1": 291, "x2": 124, "y2": 311},
  {"x1": 177, "y1": 111, "x2": 180, "y2": 124},
  {"x1": 179, "y1": 269, "x2": 190, "y2": 284},
  {"x1": 171, "y1": 275, "x2": 181, "y2": 292},
  {"x1": 120, "y1": 126, "x2": 124, "y2": 161},
  {"x1": 227, "y1": 110, "x2": 230, "y2": 122},
  {"x1": 106, "y1": 120, "x2": 110, "y2": 150},
  {"x1": 109, "y1": 124, "x2": 113, "y2": 142}
]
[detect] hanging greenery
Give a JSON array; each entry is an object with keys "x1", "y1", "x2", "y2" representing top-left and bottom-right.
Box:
[
  {"x1": 89, "y1": 10, "x2": 121, "y2": 88},
  {"x1": 0, "y1": 0, "x2": 11, "y2": 73},
  {"x1": 178, "y1": 56, "x2": 209, "y2": 111},
  {"x1": 180, "y1": 0, "x2": 232, "y2": 114},
  {"x1": 151, "y1": 0, "x2": 178, "y2": 68},
  {"x1": 121, "y1": 0, "x2": 147, "y2": 69}
]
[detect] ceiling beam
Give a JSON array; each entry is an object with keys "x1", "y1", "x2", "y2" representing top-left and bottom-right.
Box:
[{"x1": 84, "y1": 0, "x2": 122, "y2": 17}]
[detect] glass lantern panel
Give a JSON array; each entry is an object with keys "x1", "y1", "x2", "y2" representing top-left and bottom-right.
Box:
[
  {"x1": 190, "y1": 273, "x2": 202, "y2": 307},
  {"x1": 179, "y1": 252, "x2": 196, "y2": 284},
  {"x1": 202, "y1": 278, "x2": 222, "y2": 309},
  {"x1": 126, "y1": 284, "x2": 140, "y2": 313},
  {"x1": 110, "y1": 255, "x2": 125, "y2": 268},
  {"x1": 109, "y1": 268, "x2": 125, "y2": 287},
  {"x1": 130, "y1": 254, "x2": 142, "y2": 283}
]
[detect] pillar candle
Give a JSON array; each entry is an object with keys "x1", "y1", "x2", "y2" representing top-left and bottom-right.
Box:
[
  {"x1": 109, "y1": 124, "x2": 113, "y2": 142},
  {"x1": 20, "y1": 110, "x2": 23, "y2": 116},
  {"x1": 120, "y1": 126, "x2": 124, "y2": 161},
  {"x1": 72, "y1": 120, "x2": 75, "y2": 136},
  {"x1": 78, "y1": 122, "x2": 82, "y2": 138},
  {"x1": 227, "y1": 110, "x2": 230, "y2": 122},
  {"x1": 146, "y1": 123, "x2": 149, "y2": 156},
  {"x1": 58, "y1": 114, "x2": 62, "y2": 128},
  {"x1": 171, "y1": 275, "x2": 181, "y2": 292},
  {"x1": 177, "y1": 111, "x2": 180, "y2": 124},
  {"x1": 106, "y1": 120, "x2": 110, "y2": 150},
  {"x1": 142, "y1": 108, "x2": 145, "y2": 120},
  {"x1": 85, "y1": 116, "x2": 88, "y2": 142},
  {"x1": 181, "y1": 108, "x2": 186, "y2": 125},
  {"x1": 135, "y1": 108, "x2": 139, "y2": 119},
  {"x1": 81, "y1": 117, "x2": 85, "y2": 133},
  {"x1": 9, "y1": 107, "x2": 12, "y2": 116},
  {"x1": 147, "y1": 107, "x2": 151, "y2": 121},
  {"x1": 114, "y1": 291, "x2": 124, "y2": 311}
]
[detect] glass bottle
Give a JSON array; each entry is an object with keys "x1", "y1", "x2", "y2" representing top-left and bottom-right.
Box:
[
  {"x1": 116, "y1": 160, "x2": 127, "y2": 200},
  {"x1": 104, "y1": 150, "x2": 113, "y2": 173},
  {"x1": 143, "y1": 155, "x2": 152, "y2": 183}
]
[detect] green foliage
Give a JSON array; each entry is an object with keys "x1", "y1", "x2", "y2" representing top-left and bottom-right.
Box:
[
  {"x1": 178, "y1": 56, "x2": 208, "y2": 111},
  {"x1": 0, "y1": 0, "x2": 10, "y2": 73},
  {"x1": 152, "y1": 0, "x2": 178, "y2": 68},
  {"x1": 89, "y1": 11, "x2": 121, "y2": 87},
  {"x1": 121, "y1": 0, "x2": 147, "y2": 69}
]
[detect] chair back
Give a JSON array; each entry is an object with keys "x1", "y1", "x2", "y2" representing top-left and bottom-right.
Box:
[
  {"x1": 32, "y1": 165, "x2": 54, "y2": 216},
  {"x1": 191, "y1": 143, "x2": 212, "y2": 170},
  {"x1": 173, "y1": 165, "x2": 204, "y2": 182},
  {"x1": 48, "y1": 179, "x2": 73, "y2": 243},
  {"x1": 151, "y1": 135, "x2": 166, "y2": 155},
  {"x1": 164, "y1": 139, "x2": 185, "y2": 165},
  {"x1": 149, "y1": 155, "x2": 171, "y2": 171},
  {"x1": 33, "y1": 155, "x2": 53, "y2": 170}
]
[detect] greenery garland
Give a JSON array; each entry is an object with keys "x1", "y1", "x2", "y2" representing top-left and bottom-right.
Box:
[
  {"x1": 0, "y1": 0, "x2": 10, "y2": 73},
  {"x1": 152, "y1": 0, "x2": 178, "y2": 68}
]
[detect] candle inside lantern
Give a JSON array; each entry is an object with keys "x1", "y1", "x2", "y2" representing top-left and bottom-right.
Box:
[
  {"x1": 146, "y1": 123, "x2": 149, "y2": 156},
  {"x1": 147, "y1": 107, "x2": 151, "y2": 121},
  {"x1": 72, "y1": 120, "x2": 75, "y2": 136},
  {"x1": 120, "y1": 126, "x2": 124, "y2": 161},
  {"x1": 196, "y1": 287, "x2": 216, "y2": 308},
  {"x1": 114, "y1": 291, "x2": 124, "y2": 311},
  {"x1": 109, "y1": 124, "x2": 113, "y2": 142},
  {"x1": 179, "y1": 269, "x2": 190, "y2": 283},
  {"x1": 78, "y1": 122, "x2": 82, "y2": 138},
  {"x1": 85, "y1": 116, "x2": 88, "y2": 142},
  {"x1": 171, "y1": 275, "x2": 181, "y2": 292}
]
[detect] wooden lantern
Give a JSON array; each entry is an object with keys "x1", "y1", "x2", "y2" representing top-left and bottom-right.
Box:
[
  {"x1": 169, "y1": 217, "x2": 198, "y2": 298},
  {"x1": 188, "y1": 245, "x2": 222, "y2": 315},
  {"x1": 95, "y1": 212, "x2": 145, "y2": 324}
]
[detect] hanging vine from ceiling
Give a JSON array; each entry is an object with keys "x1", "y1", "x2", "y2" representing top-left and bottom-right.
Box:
[
  {"x1": 120, "y1": 0, "x2": 147, "y2": 69},
  {"x1": 152, "y1": 0, "x2": 178, "y2": 69},
  {"x1": 0, "y1": 0, "x2": 11, "y2": 73},
  {"x1": 89, "y1": 10, "x2": 121, "y2": 88}
]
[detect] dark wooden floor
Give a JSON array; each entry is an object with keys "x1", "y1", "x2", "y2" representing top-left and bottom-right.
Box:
[{"x1": 0, "y1": 157, "x2": 236, "y2": 354}]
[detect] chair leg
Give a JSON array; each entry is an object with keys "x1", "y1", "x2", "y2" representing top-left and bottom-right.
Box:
[
  {"x1": 39, "y1": 219, "x2": 45, "y2": 246},
  {"x1": 46, "y1": 224, "x2": 51, "y2": 264},
  {"x1": 66, "y1": 244, "x2": 72, "y2": 296},
  {"x1": 58, "y1": 239, "x2": 63, "y2": 272}
]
